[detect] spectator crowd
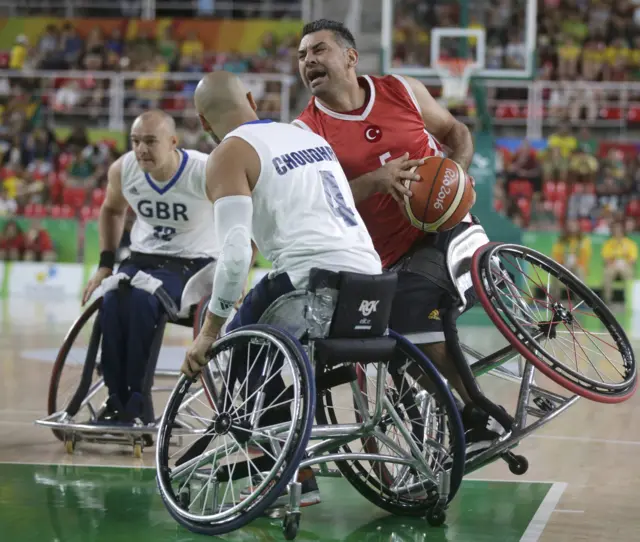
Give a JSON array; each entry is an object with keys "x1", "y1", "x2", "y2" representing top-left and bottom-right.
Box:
[
  {"x1": 0, "y1": 18, "x2": 306, "y2": 263},
  {"x1": 2, "y1": 21, "x2": 302, "y2": 127},
  {"x1": 495, "y1": 125, "x2": 640, "y2": 234},
  {"x1": 393, "y1": 0, "x2": 640, "y2": 83}
]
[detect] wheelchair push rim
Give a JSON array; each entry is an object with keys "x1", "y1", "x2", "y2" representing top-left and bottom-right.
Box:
[
  {"x1": 156, "y1": 325, "x2": 315, "y2": 535},
  {"x1": 472, "y1": 242, "x2": 637, "y2": 403}
]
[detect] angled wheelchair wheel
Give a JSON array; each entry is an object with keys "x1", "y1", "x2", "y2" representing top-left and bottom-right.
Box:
[
  {"x1": 315, "y1": 332, "x2": 465, "y2": 516},
  {"x1": 156, "y1": 324, "x2": 316, "y2": 536},
  {"x1": 47, "y1": 298, "x2": 105, "y2": 442},
  {"x1": 472, "y1": 242, "x2": 636, "y2": 403}
]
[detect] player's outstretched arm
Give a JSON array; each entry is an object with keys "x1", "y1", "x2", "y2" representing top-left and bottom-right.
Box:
[
  {"x1": 82, "y1": 157, "x2": 129, "y2": 305},
  {"x1": 403, "y1": 76, "x2": 474, "y2": 171},
  {"x1": 183, "y1": 138, "x2": 258, "y2": 378}
]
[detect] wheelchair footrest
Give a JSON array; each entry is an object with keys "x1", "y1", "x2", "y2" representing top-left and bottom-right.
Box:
[{"x1": 314, "y1": 337, "x2": 396, "y2": 366}]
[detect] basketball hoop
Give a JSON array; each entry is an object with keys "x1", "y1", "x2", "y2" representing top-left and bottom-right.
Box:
[{"x1": 435, "y1": 58, "x2": 476, "y2": 106}]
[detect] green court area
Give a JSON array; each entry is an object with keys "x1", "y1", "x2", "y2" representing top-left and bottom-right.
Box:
[{"x1": 0, "y1": 463, "x2": 553, "y2": 541}]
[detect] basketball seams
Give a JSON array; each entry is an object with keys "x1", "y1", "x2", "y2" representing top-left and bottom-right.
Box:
[
  {"x1": 403, "y1": 157, "x2": 471, "y2": 233},
  {"x1": 421, "y1": 157, "x2": 448, "y2": 231},
  {"x1": 403, "y1": 169, "x2": 423, "y2": 228},
  {"x1": 429, "y1": 162, "x2": 467, "y2": 231}
]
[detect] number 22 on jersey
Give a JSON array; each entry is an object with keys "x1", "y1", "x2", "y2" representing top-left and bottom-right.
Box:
[{"x1": 153, "y1": 226, "x2": 177, "y2": 241}]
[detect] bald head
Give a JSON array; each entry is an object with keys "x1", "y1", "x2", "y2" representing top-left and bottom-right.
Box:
[
  {"x1": 194, "y1": 72, "x2": 258, "y2": 142},
  {"x1": 130, "y1": 109, "x2": 178, "y2": 174},
  {"x1": 131, "y1": 109, "x2": 176, "y2": 138}
]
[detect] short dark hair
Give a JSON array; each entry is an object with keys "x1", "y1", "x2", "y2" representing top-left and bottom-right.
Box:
[{"x1": 301, "y1": 19, "x2": 357, "y2": 50}]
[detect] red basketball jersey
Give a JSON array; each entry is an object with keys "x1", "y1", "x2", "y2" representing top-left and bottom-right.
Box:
[{"x1": 295, "y1": 74, "x2": 444, "y2": 268}]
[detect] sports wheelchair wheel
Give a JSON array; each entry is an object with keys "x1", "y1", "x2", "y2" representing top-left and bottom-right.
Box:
[
  {"x1": 315, "y1": 332, "x2": 465, "y2": 516},
  {"x1": 472, "y1": 242, "x2": 636, "y2": 403},
  {"x1": 156, "y1": 324, "x2": 316, "y2": 536},
  {"x1": 47, "y1": 298, "x2": 105, "y2": 442},
  {"x1": 47, "y1": 295, "x2": 207, "y2": 444}
]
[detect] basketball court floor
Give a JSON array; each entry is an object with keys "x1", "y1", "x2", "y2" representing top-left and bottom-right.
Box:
[{"x1": 1, "y1": 297, "x2": 638, "y2": 541}]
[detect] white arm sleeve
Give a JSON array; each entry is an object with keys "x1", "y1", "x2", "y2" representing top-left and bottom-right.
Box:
[{"x1": 208, "y1": 195, "x2": 253, "y2": 318}]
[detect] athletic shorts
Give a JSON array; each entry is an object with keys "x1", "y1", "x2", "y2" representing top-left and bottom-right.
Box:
[{"x1": 387, "y1": 219, "x2": 477, "y2": 344}]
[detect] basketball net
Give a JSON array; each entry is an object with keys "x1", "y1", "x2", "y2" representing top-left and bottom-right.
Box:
[{"x1": 435, "y1": 59, "x2": 474, "y2": 108}]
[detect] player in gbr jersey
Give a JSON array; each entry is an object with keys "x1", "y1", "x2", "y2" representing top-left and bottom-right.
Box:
[
  {"x1": 294, "y1": 19, "x2": 503, "y2": 453},
  {"x1": 82, "y1": 110, "x2": 220, "y2": 430}
]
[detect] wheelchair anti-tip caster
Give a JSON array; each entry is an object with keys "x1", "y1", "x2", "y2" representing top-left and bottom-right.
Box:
[
  {"x1": 133, "y1": 440, "x2": 143, "y2": 459},
  {"x1": 503, "y1": 451, "x2": 529, "y2": 475},
  {"x1": 282, "y1": 511, "x2": 301, "y2": 540},
  {"x1": 426, "y1": 505, "x2": 447, "y2": 527},
  {"x1": 64, "y1": 433, "x2": 77, "y2": 455}
]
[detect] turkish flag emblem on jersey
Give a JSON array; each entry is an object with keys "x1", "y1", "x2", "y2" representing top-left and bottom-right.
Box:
[{"x1": 364, "y1": 125, "x2": 383, "y2": 143}]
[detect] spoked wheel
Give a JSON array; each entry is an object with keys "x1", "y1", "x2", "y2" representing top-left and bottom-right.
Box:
[
  {"x1": 47, "y1": 298, "x2": 106, "y2": 442},
  {"x1": 472, "y1": 243, "x2": 636, "y2": 403},
  {"x1": 156, "y1": 324, "x2": 316, "y2": 536},
  {"x1": 315, "y1": 332, "x2": 465, "y2": 516}
]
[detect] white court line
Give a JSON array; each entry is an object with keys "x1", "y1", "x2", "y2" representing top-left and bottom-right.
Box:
[
  {"x1": 554, "y1": 509, "x2": 584, "y2": 514},
  {"x1": 0, "y1": 420, "x2": 37, "y2": 426},
  {"x1": 0, "y1": 459, "x2": 155, "y2": 469},
  {"x1": 531, "y1": 434, "x2": 640, "y2": 447},
  {"x1": 0, "y1": 409, "x2": 46, "y2": 416},
  {"x1": 520, "y1": 482, "x2": 567, "y2": 542}
]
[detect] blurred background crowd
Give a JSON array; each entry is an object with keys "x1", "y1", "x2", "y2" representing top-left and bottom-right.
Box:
[{"x1": 0, "y1": 0, "x2": 638, "y2": 305}]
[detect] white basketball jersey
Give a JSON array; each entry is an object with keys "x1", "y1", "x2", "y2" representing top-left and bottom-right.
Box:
[
  {"x1": 121, "y1": 149, "x2": 219, "y2": 259},
  {"x1": 222, "y1": 120, "x2": 382, "y2": 287}
]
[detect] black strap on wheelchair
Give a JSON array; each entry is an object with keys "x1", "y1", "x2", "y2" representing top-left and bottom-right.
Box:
[{"x1": 154, "y1": 287, "x2": 180, "y2": 322}]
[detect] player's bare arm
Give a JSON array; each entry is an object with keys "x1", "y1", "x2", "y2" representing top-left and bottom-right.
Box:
[
  {"x1": 183, "y1": 137, "x2": 258, "y2": 377},
  {"x1": 82, "y1": 157, "x2": 129, "y2": 304},
  {"x1": 403, "y1": 76, "x2": 474, "y2": 171}
]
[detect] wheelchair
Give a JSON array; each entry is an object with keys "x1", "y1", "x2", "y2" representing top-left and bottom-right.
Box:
[
  {"x1": 153, "y1": 226, "x2": 635, "y2": 540},
  {"x1": 35, "y1": 262, "x2": 217, "y2": 458}
]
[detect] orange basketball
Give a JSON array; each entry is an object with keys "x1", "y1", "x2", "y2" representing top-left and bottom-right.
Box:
[{"x1": 403, "y1": 156, "x2": 476, "y2": 233}]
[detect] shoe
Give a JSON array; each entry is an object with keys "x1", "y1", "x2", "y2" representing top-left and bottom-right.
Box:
[
  {"x1": 461, "y1": 404, "x2": 507, "y2": 458},
  {"x1": 95, "y1": 394, "x2": 125, "y2": 425},
  {"x1": 240, "y1": 468, "x2": 321, "y2": 509}
]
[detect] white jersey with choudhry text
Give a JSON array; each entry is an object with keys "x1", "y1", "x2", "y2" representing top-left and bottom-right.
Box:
[
  {"x1": 120, "y1": 149, "x2": 219, "y2": 259},
  {"x1": 222, "y1": 119, "x2": 382, "y2": 287}
]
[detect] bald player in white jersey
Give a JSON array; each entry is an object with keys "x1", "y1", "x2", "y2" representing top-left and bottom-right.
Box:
[
  {"x1": 82, "y1": 110, "x2": 220, "y2": 428},
  {"x1": 180, "y1": 71, "x2": 381, "y2": 508}
]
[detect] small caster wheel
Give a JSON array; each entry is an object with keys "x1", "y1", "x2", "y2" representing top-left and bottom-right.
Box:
[
  {"x1": 133, "y1": 442, "x2": 143, "y2": 459},
  {"x1": 64, "y1": 435, "x2": 76, "y2": 455},
  {"x1": 282, "y1": 511, "x2": 300, "y2": 540},
  {"x1": 508, "y1": 454, "x2": 528, "y2": 475},
  {"x1": 427, "y1": 506, "x2": 446, "y2": 527}
]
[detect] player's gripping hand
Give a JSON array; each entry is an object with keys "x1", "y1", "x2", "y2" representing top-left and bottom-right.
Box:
[
  {"x1": 82, "y1": 267, "x2": 112, "y2": 305},
  {"x1": 182, "y1": 315, "x2": 221, "y2": 379},
  {"x1": 374, "y1": 153, "x2": 427, "y2": 204}
]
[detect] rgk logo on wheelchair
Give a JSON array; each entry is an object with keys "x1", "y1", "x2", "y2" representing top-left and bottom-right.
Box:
[{"x1": 358, "y1": 300, "x2": 379, "y2": 316}]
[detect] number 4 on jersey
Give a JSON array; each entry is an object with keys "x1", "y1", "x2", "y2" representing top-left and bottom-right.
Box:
[{"x1": 320, "y1": 170, "x2": 357, "y2": 227}]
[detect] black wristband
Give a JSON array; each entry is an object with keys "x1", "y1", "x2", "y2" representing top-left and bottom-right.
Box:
[{"x1": 99, "y1": 250, "x2": 116, "y2": 270}]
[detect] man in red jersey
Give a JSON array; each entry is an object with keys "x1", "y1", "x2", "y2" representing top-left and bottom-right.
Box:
[{"x1": 294, "y1": 20, "x2": 504, "y2": 454}]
